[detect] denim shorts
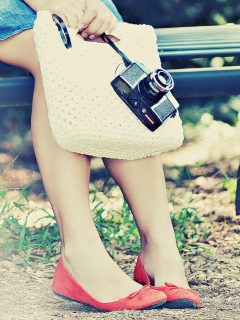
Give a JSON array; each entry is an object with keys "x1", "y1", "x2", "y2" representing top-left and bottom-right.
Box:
[{"x1": 0, "y1": 0, "x2": 123, "y2": 41}]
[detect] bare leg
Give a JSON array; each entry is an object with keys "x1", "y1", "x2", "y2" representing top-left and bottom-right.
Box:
[
  {"x1": 103, "y1": 156, "x2": 189, "y2": 288},
  {"x1": 0, "y1": 30, "x2": 141, "y2": 302}
]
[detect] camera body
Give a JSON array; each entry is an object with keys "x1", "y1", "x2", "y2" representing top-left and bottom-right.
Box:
[{"x1": 111, "y1": 62, "x2": 179, "y2": 131}]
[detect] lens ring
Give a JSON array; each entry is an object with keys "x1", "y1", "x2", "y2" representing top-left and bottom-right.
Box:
[
  {"x1": 150, "y1": 68, "x2": 174, "y2": 92},
  {"x1": 138, "y1": 67, "x2": 175, "y2": 105}
]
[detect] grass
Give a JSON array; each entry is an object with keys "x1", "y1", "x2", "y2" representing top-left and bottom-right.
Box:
[
  {"x1": 0, "y1": 176, "x2": 211, "y2": 266},
  {"x1": 0, "y1": 186, "x2": 60, "y2": 265}
]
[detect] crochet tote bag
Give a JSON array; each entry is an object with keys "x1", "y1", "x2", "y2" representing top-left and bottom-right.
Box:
[{"x1": 34, "y1": 11, "x2": 184, "y2": 160}]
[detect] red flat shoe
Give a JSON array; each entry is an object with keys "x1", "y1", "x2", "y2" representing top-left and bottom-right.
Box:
[
  {"x1": 134, "y1": 255, "x2": 201, "y2": 309},
  {"x1": 52, "y1": 258, "x2": 167, "y2": 312}
]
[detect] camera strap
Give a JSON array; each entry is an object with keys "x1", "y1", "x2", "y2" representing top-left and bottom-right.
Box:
[{"x1": 100, "y1": 33, "x2": 132, "y2": 68}]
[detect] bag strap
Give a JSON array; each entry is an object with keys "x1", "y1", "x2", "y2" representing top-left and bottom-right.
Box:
[{"x1": 52, "y1": 14, "x2": 72, "y2": 49}]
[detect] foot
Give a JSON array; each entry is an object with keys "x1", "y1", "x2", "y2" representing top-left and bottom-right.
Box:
[
  {"x1": 134, "y1": 253, "x2": 201, "y2": 308},
  {"x1": 52, "y1": 258, "x2": 167, "y2": 311},
  {"x1": 140, "y1": 244, "x2": 190, "y2": 288},
  {"x1": 61, "y1": 248, "x2": 142, "y2": 303}
]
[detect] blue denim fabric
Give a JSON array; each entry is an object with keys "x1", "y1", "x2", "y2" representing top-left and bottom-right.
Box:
[
  {"x1": 0, "y1": 0, "x2": 123, "y2": 41},
  {"x1": 0, "y1": 0, "x2": 36, "y2": 41},
  {"x1": 100, "y1": 0, "x2": 123, "y2": 22}
]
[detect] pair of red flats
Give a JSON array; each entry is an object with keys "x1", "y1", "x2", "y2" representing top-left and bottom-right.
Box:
[{"x1": 52, "y1": 257, "x2": 200, "y2": 312}]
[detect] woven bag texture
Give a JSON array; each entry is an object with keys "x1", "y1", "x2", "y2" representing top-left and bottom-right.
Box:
[{"x1": 34, "y1": 11, "x2": 184, "y2": 160}]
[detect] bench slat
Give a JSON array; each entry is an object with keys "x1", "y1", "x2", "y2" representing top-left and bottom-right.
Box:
[
  {"x1": 156, "y1": 25, "x2": 240, "y2": 59},
  {"x1": 171, "y1": 67, "x2": 240, "y2": 98},
  {"x1": 1, "y1": 67, "x2": 239, "y2": 107},
  {"x1": 0, "y1": 77, "x2": 34, "y2": 107}
]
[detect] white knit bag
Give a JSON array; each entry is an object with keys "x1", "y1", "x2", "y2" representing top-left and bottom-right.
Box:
[{"x1": 34, "y1": 11, "x2": 184, "y2": 160}]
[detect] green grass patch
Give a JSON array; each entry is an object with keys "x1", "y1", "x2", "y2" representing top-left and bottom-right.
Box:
[{"x1": 0, "y1": 182, "x2": 208, "y2": 266}]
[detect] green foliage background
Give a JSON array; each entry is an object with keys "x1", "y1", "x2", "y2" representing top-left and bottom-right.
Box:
[{"x1": 113, "y1": 0, "x2": 240, "y2": 27}]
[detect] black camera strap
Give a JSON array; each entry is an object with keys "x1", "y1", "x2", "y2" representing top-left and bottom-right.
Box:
[{"x1": 100, "y1": 33, "x2": 132, "y2": 67}]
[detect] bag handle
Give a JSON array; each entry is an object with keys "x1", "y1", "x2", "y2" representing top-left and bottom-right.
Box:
[{"x1": 52, "y1": 14, "x2": 72, "y2": 49}]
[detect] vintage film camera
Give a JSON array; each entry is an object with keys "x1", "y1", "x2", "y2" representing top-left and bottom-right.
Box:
[{"x1": 111, "y1": 62, "x2": 179, "y2": 132}]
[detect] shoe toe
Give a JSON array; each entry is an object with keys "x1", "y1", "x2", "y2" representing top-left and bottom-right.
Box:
[
  {"x1": 164, "y1": 299, "x2": 197, "y2": 309},
  {"x1": 160, "y1": 283, "x2": 200, "y2": 309},
  {"x1": 124, "y1": 285, "x2": 167, "y2": 310}
]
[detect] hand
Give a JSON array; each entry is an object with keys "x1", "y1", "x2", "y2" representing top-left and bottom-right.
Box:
[
  {"x1": 31, "y1": 0, "x2": 118, "y2": 38},
  {"x1": 78, "y1": 0, "x2": 118, "y2": 39},
  {"x1": 33, "y1": 0, "x2": 85, "y2": 29}
]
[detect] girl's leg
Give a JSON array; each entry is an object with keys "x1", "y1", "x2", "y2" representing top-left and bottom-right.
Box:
[
  {"x1": 0, "y1": 30, "x2": 141, "y2": 302},
  {"x1": 103, "y1": 156, "x2": 189, "y2": 288}
]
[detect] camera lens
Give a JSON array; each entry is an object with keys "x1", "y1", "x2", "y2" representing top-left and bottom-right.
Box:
[{"x1": 138, "y1": 68, "x2": 174, "y2": 104}]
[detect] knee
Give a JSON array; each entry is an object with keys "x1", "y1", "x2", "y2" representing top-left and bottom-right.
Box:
[{"x1": 0, "y1": 29, "x2": 40, "y2": 76}]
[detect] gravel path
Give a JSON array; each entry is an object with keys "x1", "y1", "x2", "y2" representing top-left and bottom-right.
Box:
[{"x1": 1, "y1": 250, "x2": 240, "y2": 320}]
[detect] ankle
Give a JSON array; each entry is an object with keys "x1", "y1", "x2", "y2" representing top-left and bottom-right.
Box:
[
  {"x1": 140, "y1": 222, "x2": 177, "y2": 251},
  {"x1": 61, "y1": 230, "x2": 107, "y2": 260},
  {"x1": 61, "y1": 247, "x2": 98, "y2": 275},
  {"x1": 141, "y1": 234, "x2": 179, "y2": 257},
  {"x1": 138, "y1": 247, "x2": 189, "y2": 288}
]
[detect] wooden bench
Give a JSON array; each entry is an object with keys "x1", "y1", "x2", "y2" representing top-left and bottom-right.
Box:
[{"x1": 0, "y1": 24, "x2": 240, "y2": 214}]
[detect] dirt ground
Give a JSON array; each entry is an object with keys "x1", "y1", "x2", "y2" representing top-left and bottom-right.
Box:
[
  {"x1": 0, "y1": 119, "x2": 240, "y2": 319},
  {"x1": 0, "y1": 249, "x2": 240, "y2": 320}
]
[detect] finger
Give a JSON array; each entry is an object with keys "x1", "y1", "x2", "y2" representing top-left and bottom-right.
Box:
[
  {"x1": 92, "y1": 13, "x2": 113, "y2": 37},
  {"x1": 82, "y1": 6, "x2": 118, "y2": 38},
  {"x1": 91, "y1": 14, "x2": 118, "y2": 38},
  {"x1": 66, "y1": 11, "x2": 79, "y2": 28},
  {"x1": 105, "y1": 14, "x2": 118, "y2": 35},
  {"x1": 83, "y1": 10, "x2": 111, "y2": 38},
  {"x1": 78, "y1": 1, "x2": 99, "y2": 28},
  {"x1": 52, "y1": 1, "x2": 85, "y2": 29},
  {"x1": 98, "y1": 2, "x2": 118, "y2": 33},
  {"x1": 69, "y1": 0, "x2": 86, "y2": 29},
  {"x1": 52, "y1": 11, "x2": 69, "y2": 28}
]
